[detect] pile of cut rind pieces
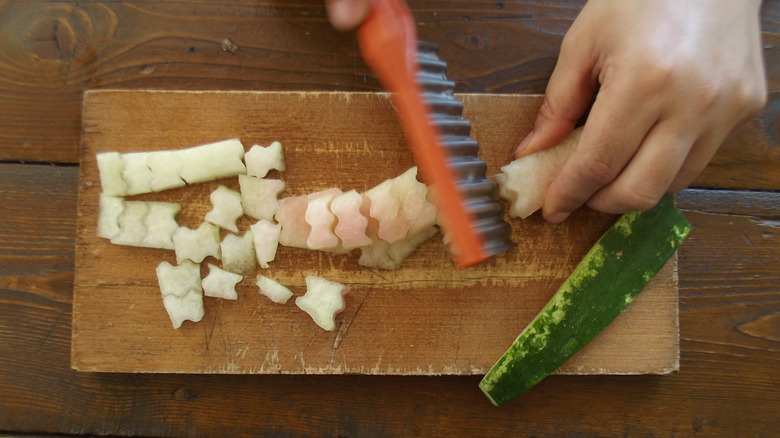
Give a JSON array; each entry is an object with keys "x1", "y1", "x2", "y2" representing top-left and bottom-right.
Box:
[{"x1": 95, "y1": 139, "x2": 439, "y2": 331}]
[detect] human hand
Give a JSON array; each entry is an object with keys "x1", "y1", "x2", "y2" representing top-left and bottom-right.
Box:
[
  {"x1": 515, "y1": 0, "x2": 768, "y2": 223},
  {"x1": 326, "y1": 0, "x2": 372, "y2": 31}
]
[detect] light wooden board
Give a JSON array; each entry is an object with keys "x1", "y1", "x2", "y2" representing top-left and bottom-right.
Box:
[{"x1": 72, "y1": 90, "x2": 679, "y2": 375}]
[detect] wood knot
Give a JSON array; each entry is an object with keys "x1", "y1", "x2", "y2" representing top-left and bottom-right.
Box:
[
  {"x1": 172, "y1": 387, "x2": 200, "y2": 401},
  {"x1": 737, "y1": 313, "x2": 780, "y2": 342},
  {"x1": 2, "y1": 4, "x2": 116, "y2": 66},
  {"x1": 452, "y1": 33, "x2": 490, "y2": 51},
  {"x1": 29, "y1": 17, "x2": 77, "y2": 60}
]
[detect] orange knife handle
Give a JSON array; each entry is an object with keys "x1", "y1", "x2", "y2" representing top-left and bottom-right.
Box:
[{"x1": 356, "y1": 0, "x2": 418, "y2": 85}]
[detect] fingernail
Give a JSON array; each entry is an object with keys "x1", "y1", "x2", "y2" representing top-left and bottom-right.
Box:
[
  {"x1": 546, "y1": 211, "x2": 570, "y2": 224},
  {"x1": 514, "y1": 131, "x2": 534, "y2": 158}
]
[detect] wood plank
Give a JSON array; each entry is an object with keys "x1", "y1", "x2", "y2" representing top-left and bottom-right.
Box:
[
  {"x1": 72, "y1": 90, "x2": 679, "y2": 375},
  {"x1": 0, "y1": 0, "x2": 778, "y2": 188},
  {"x1": 2, "y1": 164, "x2": 777, "y2": 436}
]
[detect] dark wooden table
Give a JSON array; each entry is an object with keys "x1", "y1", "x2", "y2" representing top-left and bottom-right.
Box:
[{"x1": 1, "y1": 1, "x2": 778, "y2": 436}]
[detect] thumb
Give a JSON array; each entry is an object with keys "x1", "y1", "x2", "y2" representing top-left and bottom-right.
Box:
[
  {"x1": 515, "y1": 36, "x2": 599, "y2": 159},
  {"x1": 326, "y1": 0, "x2": 373, "y2": 31}
]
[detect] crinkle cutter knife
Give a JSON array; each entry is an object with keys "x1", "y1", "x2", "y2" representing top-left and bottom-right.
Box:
[{"x1": 356, "y1": 0, "x2": 514, "y2": 267}]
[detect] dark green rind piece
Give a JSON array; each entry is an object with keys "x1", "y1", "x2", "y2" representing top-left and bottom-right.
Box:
[{"x1": 479, "y1": 194, "x2": 691, "y2": 406}]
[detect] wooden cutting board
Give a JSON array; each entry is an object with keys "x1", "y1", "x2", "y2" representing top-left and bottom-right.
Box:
[{"x1": 72, "y1": 90, "x2": 680, "y2": 375}]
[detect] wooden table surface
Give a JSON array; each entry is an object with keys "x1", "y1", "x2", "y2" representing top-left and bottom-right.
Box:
[{"x1": 1, "y1": 1, "x2": 778, "y2": 436}]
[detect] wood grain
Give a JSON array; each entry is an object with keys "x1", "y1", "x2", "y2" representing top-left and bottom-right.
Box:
[
  {"x1": 72, "y1": 90, "x2": 679, "y2": 375},
  {"x1": 2, "y1": 163, "x2": 778, "y2": 436},
  {"x1": 0, "y1": 0, "x2": 778, "y2": 192},
  {"x1": 1, "y1": 0, "x2": 778, "y2": 435}
]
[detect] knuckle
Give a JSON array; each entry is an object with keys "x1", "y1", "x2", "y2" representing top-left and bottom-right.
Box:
[
  {"x1": 536, "y1": 97, "x2": 559, "y2": 125},
  {"x1": 627, "y1": 192, "x2": 660, "y2": 211},
  {"x1": 547, "y1": 179, "x2": 590, "y2": 214},
  {"x1": 632, "y1": 61, "x2": 676, "y2": 95},
  {"x1": 618, "y1": 184, "x2": 661, "y2": 211},
  {"x1": 578, "y1": 156, "x2": 621, "y2": 186},
  {"x1": 737, "y1": 82, "x2": 768, "y2": 115},
  {"x1": 669, "y1": 166, "x2": 701, "y2": 194},
  {"x1": 552, "y1": 189, "x2": 588, "y2": 216},
  {"x1": 667, "y1": 181, "x2": 688, "y2": 194},
  {"x1": 592, "y1": 182, "x2": 662, "y2": 213},
  {"x1": 559, "y1": 30, "x2": 581, "y2": 58},
  {"x1": 692, "y1": 83, "x2": 721, "y2": 113},
  {"x1": 689, "y1": 74, "x2": 767, "y2": 119}
]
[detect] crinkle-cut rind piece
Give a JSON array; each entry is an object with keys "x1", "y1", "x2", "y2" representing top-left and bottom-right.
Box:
[
  {"x1": 148, "y1": 150, "x2": 185, "y2": 192},
  {"x1": 156, "y1": 260, "x2": 202, "y2": 299},
  {"x1": 305, "y1": 191, "x2": 341, "y2": 250},
  {"x1": 276, "y1": 188, "x2": 342, "y2": 249},
  {"x1": 162, "y1": 290, "x2": 205, "y2": 329},
  {"x1": 365, "y1": 179, "x2": 409, "y2": 244},
  {"x1": 498, "y1": 127, "x2": 582, "y2": 219},
  {"x1": 245, "y1": 141, "x2": 286, "y2": 178},
  {"x1": 142, "y1": 202, "x2": 181, "y2": 249},
  {"x1": 296, "y1": 276, "x2": 349, "y2": 331},
  {"x1": 276, "y1": 195, "x2": 309, "y2": 248},
  {"x1": 359, "y1": 225, "x2": 439, "y2": 270},
  {"x1": 179, "y1": 138, "x2": 247, "y2": 184},
  {"x1": 239, "y1": 175, "x2": 285, "y2": 221},
  {"x1": 96, "y1": 152, "x2": 127, "y2": 196},
  {"x1": 121, "y1": 152, "x2": 153, "y2": 196},
  {"x1": 388, "y1": 226, "x2": 439, "y2": 265},
  {"x1": 392, "y1": 167, "x2": 437, "y2": 236},
  {"x1": 358, "y1": 240, "x2": 396, "y2": 270},
  {"x1": 250, "y1": 220, "x2": 280, "y2": 269},
  {"x1": 221, "y1": 230, "x2": 256, "y2": 275},
  {"x1": 173, "y1": 222, "x2": 222, "y2": 264},
  {"x1": 110, "y1": 201, "x2": 150, "y2": 247},
  {"x1": 205, "y1": 185, "x2": 243, "y2": 233},
  {"x1": 202, "y1": 263, "x2": 242, "y2": 300},
  {"x1": 97, "y1": 194, "x2": 125, "y2": 239},
  {"x1": 331, "y1": 189, "x2": 373, "y2": 250},
  {"x1": 256, "y1": 275, "x2": 293, "y2": 304}
]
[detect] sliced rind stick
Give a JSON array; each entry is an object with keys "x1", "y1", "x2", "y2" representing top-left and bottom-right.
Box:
[
  {"x1": 148, "y1": 150, "x2": 185, "y2": 192},
  {"x1": 392, "y1": 167, "x2": 437, "y2": 236},
  {"x1": 250, "y1": 220, "x2": 281, "y2": 269},
  {"x1": 101, "y1": 199, "x2": 181, "y2": 249},
  {"x1": 331, "y1": 189, "x2": 373, "y2": 250},
  {"x1": 97, "y1": 194, "x2": 125, "y2": 239},
  {"x1": 202, "y1": 264, "x2": 242, "y2": 300},
  {"x1": 365, "y1": 178, "x2": 409, "y2": 243},
  {"x1": 179, "y1": 138, "x2": 246, "y2": 184},
  {"x1": 256, "y1": 275, "x2": 294, "y2": 304},
  {"x1": 121, "y1": 152, "x2": 153, "y2": 196},
  {"x1": 96, "y1": 139, "x2": 248, "y2": 198},
  {"x1": 276, "y1": 188, "x2": 342, "y2": 249},
  {"x1": 205, "y1": 185, "x2": 243, "y2": 233},
  {"x1": 497, "y1": 128, "x2": 582, "y2": 219},
  {"x1": 110, "y1": 201, "x2": 150, "y2": 246},
  {"x1": 479, "y1": 195, "x2": 691, "y2": 406},
  {"x1": 295, "y1": 276, "x2": 349, "y2": 331},
  {"x1": 239, "y1": 175, "x2": 285, "y2": 221},
  {"x1": 156, "y1": 260, "x2": 202, "y2": 298},
  {"x1": 96, "y1": 152, "x2": 127, "y2": 196},
  {"x1": 245, "y1": 141, "x2": 286, "y2": 178},
  {"x1": 221, "y1": 231, "x2": 256, "y2": 275},
  {"x1": 142, "y1": 202, "x2": 182, "y2": 250},
  {"x1": 358, "y1": 225, "x2": 438, "y2": 270},
  {"x1": 156, "y1": 260, "x2": 204, "y2": 329},
  {"x1": 305, "y1": 191, "x2": 342, "y2": 250},
  {"x1": 173, "y1": 222, "x2": 222, "y2": 263}
]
